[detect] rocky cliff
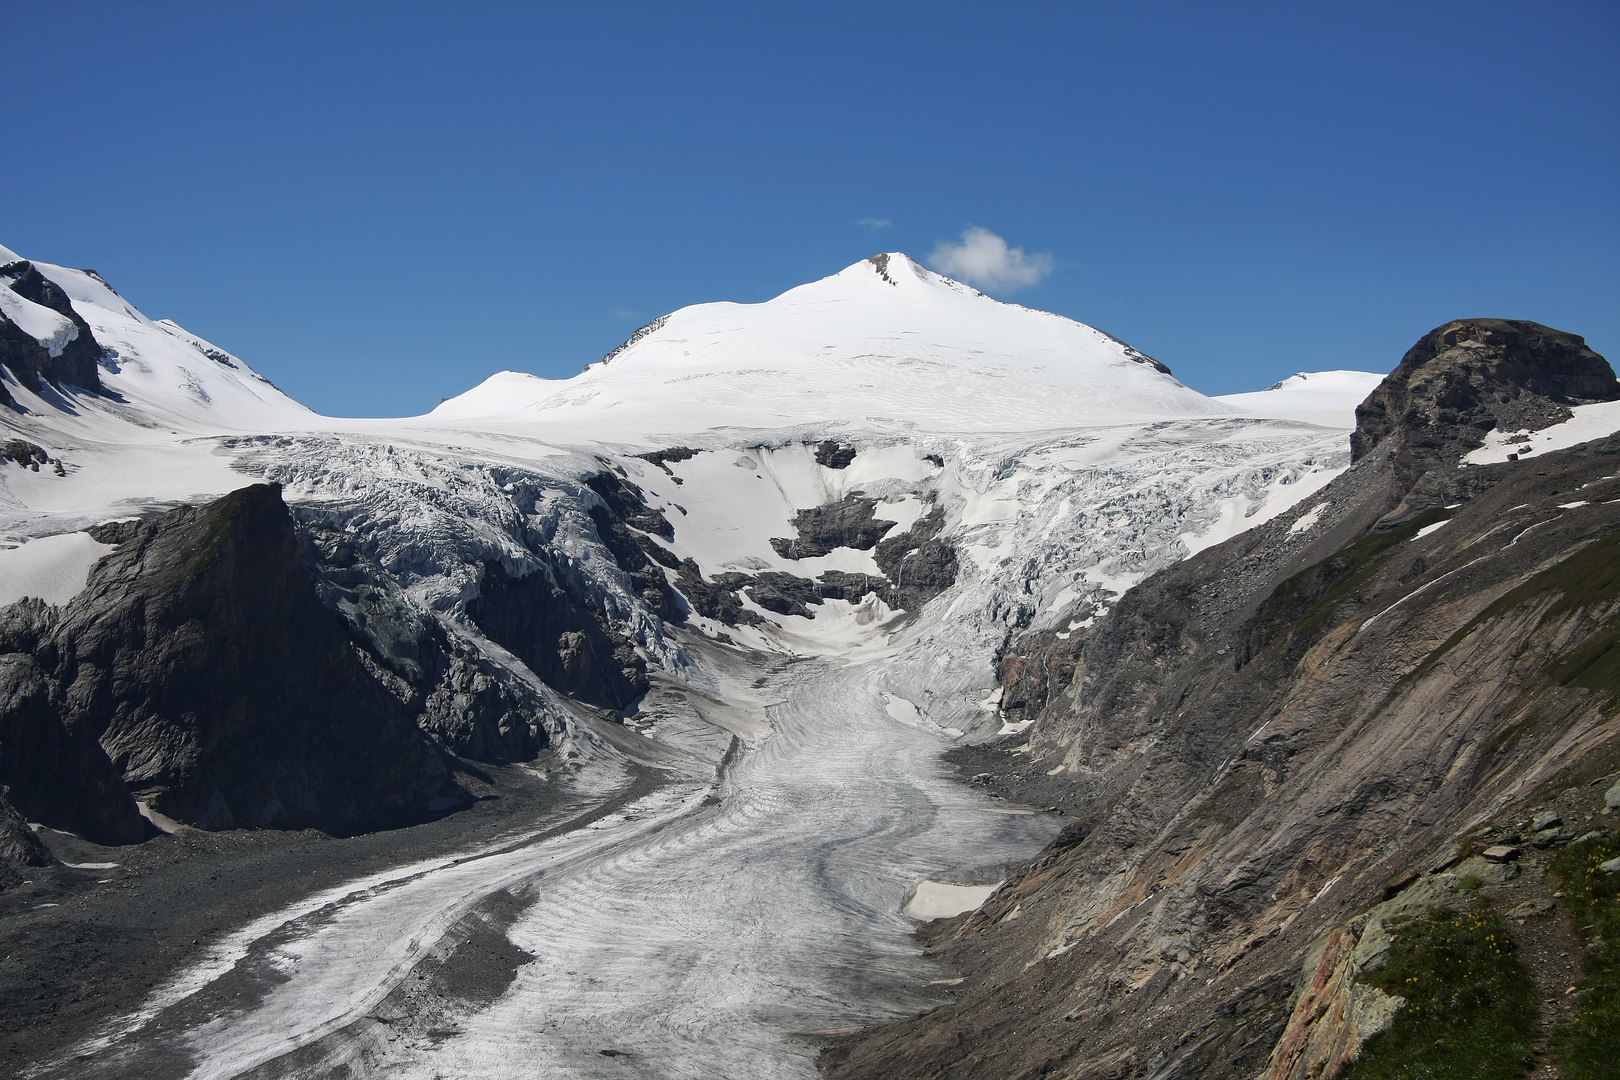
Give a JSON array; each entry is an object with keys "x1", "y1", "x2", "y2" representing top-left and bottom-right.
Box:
[
  {"x1": 0, "y1": 484, "x2": 476, "y2": 835},
  {"x1": 825, "y1": 321, "x2": 1620, "y2": 1080},
  {"x1": 0, "y1": 259, "x2": 105, "y2": 406}
]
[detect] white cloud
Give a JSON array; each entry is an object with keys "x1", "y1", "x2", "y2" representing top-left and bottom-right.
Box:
[
  {"x1": 857, "y1": 217, "x2": 892, "y2": 229},
  {"x1": 928, "y1": 227, "x2": 1053, "y2": 292}
]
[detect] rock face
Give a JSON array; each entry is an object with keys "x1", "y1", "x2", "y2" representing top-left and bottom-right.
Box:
[
  {"x1": 1350, "y1": 319, "x2": 1617, "y2": 471},
  {"x1": 0, "y1": 641, "x2": 150, "y2": 845},
  {"x1": 0, "y1": 259, "x2": 105, "y2": 402},
  {"x1": 0, "y1": 484, "x2": 468, "y2": 835},
  {"x1": 872, "y1": 506, "x2": 958, "y2": 611},
  {"x1": 298, "y1": 523, "x2": 555, "y2": 763},
  {"x1": 0, "y1": 790, "x2": 55, "y2": 889},
  {"x1": 814, "y1": 440, "x2": 857, "y2": 469},
  {"x1": 467, "y1": 559, "x2": 649, "y2": 710},
  {"x1": 771, "y1": 495, "x2": 897, "y2": 560},
  {"x1": 764, "y1": 498, "x2": 959, "y2": 614},
  {"x1": 826, "y1": 322, "x2": 1620, "y2": 1080}
]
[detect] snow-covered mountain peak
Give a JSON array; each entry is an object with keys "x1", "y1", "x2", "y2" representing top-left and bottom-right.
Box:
[
  {"x1": 0, "y1": 243, "x2": 311, "y2": 435},
  {"x1": 431, "y1": 253, "x2": 1226, "y2": 438}
]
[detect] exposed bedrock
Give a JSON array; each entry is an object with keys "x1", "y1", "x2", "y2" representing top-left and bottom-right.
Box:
[
  {"x1": 814, "y1": 440, "x2": 858, "y2": 469},
  {"x1": 299, "y1": 524, "x2": 555, "y2": 763},
  {"x1": 764, "y1": 496, "x2": 960, "y2": 613},
  {"x1": 827, "y1": 323, "x2": 1620, "y2": 1080},
  {"x1": 745, "y1": 571, "x2": 824, "y2": 618},
  {"x1": 674, "y1": 559, "x2": 762, "y2": 627},
  {"x1": 1351, "y1": 318, "x2": 1618, "y2": 472},
  {"x1": 0, "y1": 639, "x2": 150, "y2": 845},
  {"x1": 873, "y1": 505, "x2": 958, "y2": 611},
  {"x1": 1, "y1": 260, "x2": 105, "y2": 394},
  {"x1": 466, "y1": 559, "x2": 649, "y2": 710},
  {"x1": 771, "y1": 494, "x2": 897, "y2": 559},
  {"x1": 586, "y1": 468, "x2": 674, "y2": 540},
  {"x1": 0, "y1": 484, "x2": 468, "y2": 838},
  {"x1": 0, "y1": 789, "x2": 56, "y2": 889},
  {"x1": 580, "y1": 469, "x2": 688, "y2": 625}
]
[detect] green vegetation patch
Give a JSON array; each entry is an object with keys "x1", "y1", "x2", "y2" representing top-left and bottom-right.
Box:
[
  {"x1": 1344, "y1": 904, "x2": 1539, "y2": 1080},
  {"x1": 1544, "y1": 609, "x2": 1620, "y2": 696},
  {"x1": 1549, "y1": 832, "x2": 1620, "y2": 1080},
  {"x1": 1412, "y1": 530, "x2": 1620, "y2": 696},
  {"x1": 1243, "y1": 507, "x2": 1452, "y2": 665}
]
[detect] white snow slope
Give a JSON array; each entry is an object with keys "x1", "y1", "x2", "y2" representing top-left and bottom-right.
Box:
[
  {"x1": 430, "y1": 253, "x2": 1225, "y2": 438},
  {"x1": 5, "y1": 247, "x2": 1392, "y2": 1080},
  {"x1": 1217, "y1": 369, "x2": 1385, "y2": 429}
]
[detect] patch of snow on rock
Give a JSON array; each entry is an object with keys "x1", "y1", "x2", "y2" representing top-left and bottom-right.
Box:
[{"x1": 1462, "y1": 399, "x2": 1620, "y2": 466}]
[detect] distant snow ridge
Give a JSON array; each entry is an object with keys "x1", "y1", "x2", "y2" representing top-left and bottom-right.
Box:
[{"x1": 1218, "y1": 369, "x2": 1385, "y2": 429}]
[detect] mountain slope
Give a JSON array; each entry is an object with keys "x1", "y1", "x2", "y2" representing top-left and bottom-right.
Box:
[
  {"x1": 0, "y1": 243, "x2": 308, "y2": 433},
  {"x1": 824, "y1": 320, "x2": 1620, "y2": 1080}
]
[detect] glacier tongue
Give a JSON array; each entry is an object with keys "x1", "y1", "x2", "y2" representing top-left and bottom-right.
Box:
[{"x1": 2, "y1": 245, "x2": 1362, "y2": 1078}]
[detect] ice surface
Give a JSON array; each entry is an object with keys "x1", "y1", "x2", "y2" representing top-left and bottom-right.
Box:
[
  {"x1": 904, "y1": 881, "x2": 1001, "y2": 921},
  {"x1": 0, "y1": 531, "x2": 114, "y2": 606}
]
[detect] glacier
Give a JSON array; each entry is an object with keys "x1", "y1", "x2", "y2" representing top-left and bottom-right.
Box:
[{"x1": 1, "y1": 248, "x2": 1379, "y2": 1079}]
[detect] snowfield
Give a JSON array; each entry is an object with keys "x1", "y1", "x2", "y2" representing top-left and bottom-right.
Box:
[{"x1": 3, "y1": 248, "x2": 1392, "y2": 1079}]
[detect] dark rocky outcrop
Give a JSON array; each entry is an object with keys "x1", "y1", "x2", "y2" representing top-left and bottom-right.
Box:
[
  {"x1": 0, "y1": 636, "x2": 150, "y2": 846},
  {"x1": 816, "y1": 570, "x2": 892, "y2": 603},
  {"x1": 0, "y1": 261, "x2": 104, "y2": 398},
  {"x1": 633, "y1": 446, "x2": 698, "y2": 484},
  {"x1": 675, "y1": 559, "x2": 761, "y2": 627},
  {"x1": 814, "y1": 440, "x2": 857, "y2": 469},
  {"x1": 4, "y1": 263, "x2": 104, "y2": 392},
  {"x1": 770, "y1": 494, "x2": 897, "y2": 560},
  {"x1": 0, "y1": 485, "x2": 468, "y2": 838},
  {"x1": 467, "y1": 560, "x2": 648, "y2": 710},
  {"x1": 872, "y1": 506, "x2": 958, "y2": 611},
  {"x1": 298, "y1": 524, "x2": 553, "y2": 763},
  {"x1": 1351, "y1": 319, "x2": 1617, "y2": 472},
  {"x1": 584, "y1": 503, "x2": 686, "y2": 625},
  {"x1": 581, "y1": 469, "x2": 689, "y2": 626},
  {"x1": 0, "y1": 790, "x2": 55, "y2": 889},
  {"x1": 600, "y1": 314, "x2": 668, "y2": 367},
  {"x1": 586, "y1": 470, "x2": 675, "y2": 540},
  {"x1": 744, "y1": 572, "x2": 823, "y2": 618},
  {"x1": 827, "y1": 323, "x2": 1620, "y2": 1080},
  {"x1": 2, "y1": 439, "x2": 65, "y2": 475}
]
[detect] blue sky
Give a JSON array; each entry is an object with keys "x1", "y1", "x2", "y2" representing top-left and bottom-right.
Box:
[{"x1": 4, "y1": 1, "x2": 1616, "y2": 416}]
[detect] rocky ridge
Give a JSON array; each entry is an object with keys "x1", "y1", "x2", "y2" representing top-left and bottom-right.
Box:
[{"x1": 0, "y1": 259, "x2": 106, "y2": 407}]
